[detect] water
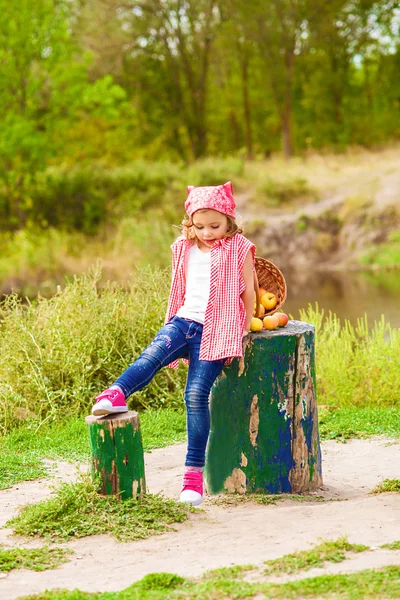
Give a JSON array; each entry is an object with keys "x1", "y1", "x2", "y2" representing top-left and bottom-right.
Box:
[{"x1": 282, "y1": 269, "x2": 400, "y2": 329}]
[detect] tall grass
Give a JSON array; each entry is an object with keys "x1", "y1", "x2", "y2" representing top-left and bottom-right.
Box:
[
  {"x1": 0, "y1": 265, "x2": 186, "y2": 433},
  {"x1": 0, "y1": 270, "x2": 399, "y2": 435},
  {"x1": 300, "y1": 304, "x2": 400, "y2": 408}
]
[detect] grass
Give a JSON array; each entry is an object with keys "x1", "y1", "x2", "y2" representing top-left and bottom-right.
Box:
[
  {"x1": 1, "y1": 268, "x2": 399, "y2": 438},
  {"x1": 15, "y1": 565, "x2": 400, "y2": 599},
  {"x1": 2, "y1": 404, "x2": 397, "y2": 491},
  {"x1": 0, "y1": 266, "x2": 188, "y2": 434},
  {"x1": 264, "y1": 537, "x2": 369, "y2": 575},
  {"x1": 381, "y1": 541, "x2": 400, "y2": 550},
  {"x1": 299, "y1": 304, "x2": 400, "y2": 408},
  {"x1": 7, "y1": 474, "x2": 191, "y2": 542},
  {"x1": 0, "y1": 546, "x2": 72, "y2": 572},
  {"x1": 209, "y1": 493, "x2": 329, "y2": 507},
  {"x1": 371, "y1": 479, "x2": 400, "y2": 494},
  {"x1": 0, "y1": 408, "x2": 186, "y2": 490},
  {"x1": 318, "y1": 406, "x2": 400, "y2": 441}
]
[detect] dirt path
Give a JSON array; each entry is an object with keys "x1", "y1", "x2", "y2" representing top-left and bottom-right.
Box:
[{"x1": 1, "y1": 438, "x2": 400, "y2": 598}]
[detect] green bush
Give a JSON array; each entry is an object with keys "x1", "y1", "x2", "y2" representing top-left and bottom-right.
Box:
[
  {"x1": 0, "y1": 265, "x2": 187, "y2": 433},
  {"x1": 0, "y1": 158, "x2": 247, "y2": 234},
  {"x1": 2, "y1": 272, "x2": 398, "y2": 435},
  {"x1": 185, "y1": 157, "x2": 245, "y2": 187},
  {"x1": 360, "y1": 230, "x2": 400, "y2": 267},
  {"x1": 256, "y1": 176, "x2": 317, "y2": 206}
]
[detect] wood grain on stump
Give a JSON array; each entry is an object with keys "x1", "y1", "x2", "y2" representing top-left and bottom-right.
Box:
[
  {"x1": 85, "y1": 411, "x2": 146, "y2": 500},
  {"x1": 205, "y1": 321, "x2": 322, "y2": 495}
]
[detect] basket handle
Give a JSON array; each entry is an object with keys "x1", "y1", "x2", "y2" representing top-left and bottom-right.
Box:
[{"x1": 253, "y1": 269, "x2": 261, "y2": 318}]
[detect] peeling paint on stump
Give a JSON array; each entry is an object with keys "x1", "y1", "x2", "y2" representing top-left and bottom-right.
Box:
[{"x1": 205, "y1": 321, "x2": 322, "y2": 495}]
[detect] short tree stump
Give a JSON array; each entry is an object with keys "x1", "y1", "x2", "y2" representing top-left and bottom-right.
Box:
[
  {"x1": 85, "y1": 411, "x2": 146, "y2": 500},
  {"x1": 205, "y1": 321, "x2": 322, "y2": 495}
]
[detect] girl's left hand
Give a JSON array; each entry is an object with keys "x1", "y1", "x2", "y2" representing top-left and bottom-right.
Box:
[{"x1": 242, "y1": 330, "x2": 249, "y2": 338}]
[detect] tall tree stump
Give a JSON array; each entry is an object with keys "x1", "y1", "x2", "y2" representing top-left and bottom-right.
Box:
[
  {"x1": 85, "y1": 411, "x2": 146, "y2": 500},
  {"x1": 205, "y1": 321, "x2": 322, "y2": 495}
]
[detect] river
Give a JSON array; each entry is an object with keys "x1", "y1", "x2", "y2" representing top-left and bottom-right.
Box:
[{"x1": 283, "y1": 269, "x2": 400, "y2": 330}]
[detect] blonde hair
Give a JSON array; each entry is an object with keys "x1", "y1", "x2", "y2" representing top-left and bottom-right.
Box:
[{"x1": 180, "y1": 209, "x2": 243, "y2": 240}]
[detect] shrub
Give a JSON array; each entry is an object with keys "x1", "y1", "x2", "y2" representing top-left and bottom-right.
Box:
[
  {"x1": 0, "y1": 158, "x2": 247, "y2": 234},
  {"x1": 256, "y1": 176, "x2": 317, "y2": 206},
  {"x1": 0, "y1": 265, "x2": 187, "y2": 433}
]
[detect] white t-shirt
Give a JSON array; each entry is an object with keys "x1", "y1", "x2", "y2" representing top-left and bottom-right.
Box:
[{"x1": 176, "y1": 244, "x2": 211, "y2": 324}]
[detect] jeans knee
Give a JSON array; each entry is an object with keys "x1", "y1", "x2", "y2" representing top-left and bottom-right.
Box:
[
  {"x1": 138, "y1": 348, "x2": 163, "y2": 370},
  {"x1": 185, "y1": 388, "x2": 209, "y2": 411}
]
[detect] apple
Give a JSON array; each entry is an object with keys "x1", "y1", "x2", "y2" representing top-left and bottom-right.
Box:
[
  {"x1": 259, "y1": 287, "x2": 267, "y2": 297},
  {"x1": 256, "y1": 304, "x2": 265, "y2": 317},
  {"x1": 276, "y1": 312, "x2": 289, "y2": 327},
  {"x1": 263, "y1": 315, "x2": 279, "y2": 330},
  {"x1": 250, "y1": 317, "x2": 263, "y2": 332},
  {"x1": 260, "y1": 292, "x2": 277, "y2": 311}
]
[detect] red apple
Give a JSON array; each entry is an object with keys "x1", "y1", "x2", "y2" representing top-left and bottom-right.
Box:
[{"x1": 276, "y1": 313, "x2": 289, "y2": 327}]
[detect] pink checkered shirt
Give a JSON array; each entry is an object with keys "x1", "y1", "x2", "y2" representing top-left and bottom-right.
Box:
[{"x1": 165, "y1": 234, "x2": 256, "y2": 368}]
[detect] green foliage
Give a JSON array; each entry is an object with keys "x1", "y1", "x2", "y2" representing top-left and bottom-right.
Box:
[
  {"x1": 7, "y1": 475, "x2": 190, "y2": 542},
  {"x1": 1, "y1": 275, "x2": 399, "y2": 436},
  {"x1": 0, "y1": 546, "x2": 72, "y2": 572},
  {"x1": 16, "y1": 565, "x2": 400, "y2": 599},
  {"x1": 0, "y1": 266, "x2": 187, "y2": 433},
  {"x1": 264, "y1": 537, "x2": 369, "y2": 575},
  {"x1": 256, "y1": 176, "x2": 317, "y2": 206},
  {"x1": 0, "y1": 157, "x2": 247, "y2": 233},
  {"x1": 185, "y1": 158, "x2": 245, "y2": 187},
  {"x1": 318, "y1": 407, "x2": 400, "y2": 441},
  {"x1": 299, "y1": 304, "x2": 400, "y2": 408},
  {"x1": 0, "y1": 449, "x2": 47, "y2": 490},
  {"x1": 371, "y1": 479, "x2": 400, "y2": 494},
  {"x1": 381, "y1": 541, "x2": 400, "y2": 550},
  {"x1": 135, "y1": 573, "x2": 185, "y2": 591},
  {"x1": 360, "y1": 231, "x2": 400, "y2": 267},
  {"x1": 0, "y1": 409, "x2": 186, "y2": 489}
]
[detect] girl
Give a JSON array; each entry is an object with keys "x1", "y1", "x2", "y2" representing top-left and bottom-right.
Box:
[{"x1": 92, "y1": 182, "x2": 256, "y2": 506}]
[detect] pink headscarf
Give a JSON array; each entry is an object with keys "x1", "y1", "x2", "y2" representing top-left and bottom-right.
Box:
[{"x1": 185, "y1": 182, "x2": 236, "y2": 219}]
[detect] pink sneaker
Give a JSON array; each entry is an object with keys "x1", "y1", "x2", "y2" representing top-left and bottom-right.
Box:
[
  {"x1": 180, "y1": 469, "x2": 203, "y2": 506},
  {"x1": 92, "y1": 387, "x2": 128, "y2": 417}
]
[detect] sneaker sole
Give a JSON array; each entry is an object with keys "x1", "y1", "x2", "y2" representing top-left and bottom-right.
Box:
[
  {"x1": 179, "y1": 490, "x2": 203, "y2": 506},
  {"x1": 92, "y1": 406, "x2": 128, "y2": 417}
]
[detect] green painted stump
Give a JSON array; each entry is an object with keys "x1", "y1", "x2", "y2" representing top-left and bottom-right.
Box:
[
  {"x1": 205, "y1": 320, "x2": 322, "y2": 495},
  {"x1": 85, "y1": 411, "x2": 146, "y2": 500}
]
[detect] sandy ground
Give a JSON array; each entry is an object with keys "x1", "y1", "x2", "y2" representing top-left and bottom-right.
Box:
[{"x1": 1, "y1": 438, "x2": 400, "y2": 599}]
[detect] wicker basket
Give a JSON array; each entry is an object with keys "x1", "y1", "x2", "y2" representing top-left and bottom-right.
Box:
[{"x1": 253, "y1": 257, "x2": 287, "y2": 317}]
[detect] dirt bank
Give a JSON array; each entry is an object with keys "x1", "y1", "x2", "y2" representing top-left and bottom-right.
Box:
[{"x1": 238, "y1": 158, "x2": 400, "y2": 272}]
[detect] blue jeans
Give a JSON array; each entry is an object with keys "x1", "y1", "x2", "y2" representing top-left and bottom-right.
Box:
[{"x1": 113, "y1": 316, "x2": 225, "y2": 467}]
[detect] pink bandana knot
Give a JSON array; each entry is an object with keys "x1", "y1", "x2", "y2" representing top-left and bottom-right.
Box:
[{"x1": 185, "y1": 182, "x2": 236, "y2": 219}]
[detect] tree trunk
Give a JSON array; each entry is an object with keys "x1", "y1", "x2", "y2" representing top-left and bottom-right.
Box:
[
  {"x1": 282, "y1": 49, "x2": 295, "y2": 159},
  {"x1": 85, "y1": 411, "x2": 146, "y2": 500},
  {"x1": 240, "y1": 49, "x2": 253, "y2": 159},
  {"x1": 205, "y1": 321, "x2": 322, "y2": 495}
]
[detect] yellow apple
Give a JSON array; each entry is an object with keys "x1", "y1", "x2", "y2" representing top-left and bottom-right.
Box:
[
  {"x1": 263, "y1": 315, "x2": 279, "y2": 330},
  {"x1": 250, "y1": 317, "x2": 263, "y2": 332},
  {"x1": 260, "y1": 292, "x2": 277, "y2": 310}
]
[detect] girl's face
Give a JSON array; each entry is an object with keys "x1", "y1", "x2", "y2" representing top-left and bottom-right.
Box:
[{"x1": 192, "y1": 209, "x2": 229, "y2": 250}]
